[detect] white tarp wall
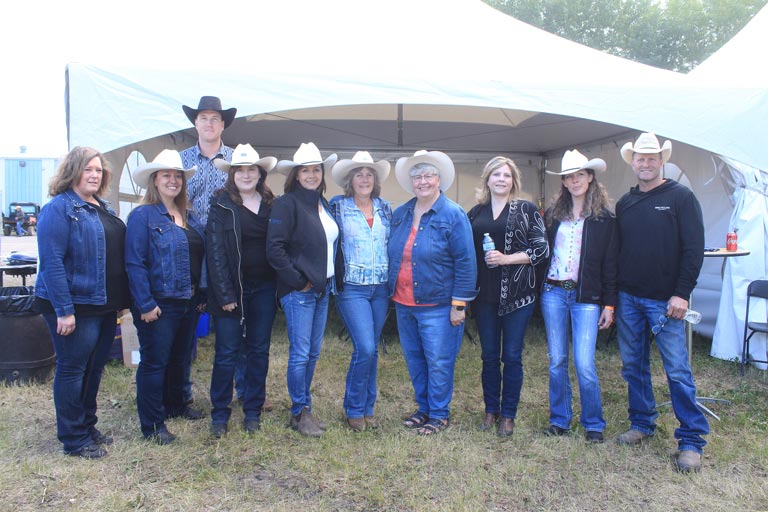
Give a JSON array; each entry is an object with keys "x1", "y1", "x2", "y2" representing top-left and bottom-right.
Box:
[{"x1": 710, "y1": 161, "x2": 768, "y2": 368}]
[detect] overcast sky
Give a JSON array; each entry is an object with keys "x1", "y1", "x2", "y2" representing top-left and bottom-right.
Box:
[{"x1": 0, "y1": 0, "x2": 228, "y2": 157}]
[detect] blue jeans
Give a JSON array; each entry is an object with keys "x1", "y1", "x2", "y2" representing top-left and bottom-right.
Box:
[
  {"x1": 210, "y1": 281, "x2": 277, "y2": 424},
  {"x1": 42, "y1": 312, "x2": 116, "y2": 453},
  {"x1": 234, "y1": 342, "x2": 246, "y2": 400},
  {"x1": 16, "y1": 220, "x2": 27, "y2": 236},
  {"x1": 541, "y1": 284, "x2": 605, "y2": 432},
  {"x1": 336, "y1": 284, "x2": 389, "y2": 418},
  {"x1": 474, "y1": 301, "x2": 534, "y2": 419},
  {"x1": 133, "y1": 298, "x2": 198, "y2": 437},
  {"x1": 395, "y1": 303, "x2": 463, "y2": 420},
  {"x1": 280, "y1": 284, "x2": 330, "y2": 416},
  {"x1": 617, "y1": 291, "x2": 709, "y2": 453}
]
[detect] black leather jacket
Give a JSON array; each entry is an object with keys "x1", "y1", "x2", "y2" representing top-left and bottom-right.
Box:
[
  {"x1": 206, "y1": 191, "x2": 274, "y2": 319},
  {"x1": 543, "y1": 208, "x2": 618, "y2": 307}
]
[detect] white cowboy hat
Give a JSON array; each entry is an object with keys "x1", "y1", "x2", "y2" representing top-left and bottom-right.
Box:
[
  {"x1": 275, "y1": 142, "x2": 338, "y2": 176},
  {"x1": 394, "y1": 150, "x2": 455, "y2": 194},
  {"x1": 331, "y1": 151, "x2": 390, "y2": 187},
  {"x1": 132, "y1": 149, "x2": 196, "y2": 189},
  {"x1": 620, "y1": 132, "x2": 672, "y2": 165},
  {"x1": 214, "y1": 144, "x2": 277, "y2": 173},
  {"x1": 546, "y1": 149, "x2": 607, "y2": 176}
]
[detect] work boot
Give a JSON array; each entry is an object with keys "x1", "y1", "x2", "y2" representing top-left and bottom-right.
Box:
[
  {"x1": 346, "y1": 417, "x2": 366, "y2": 432},
  {"x1": 291, "y1": 408, "x2": 322, "y2": 437},
  {"x1": 243, "y1": 419, "x2": 261, "y2": 433},
  {"x1": 210, "y1": 423, "x2": 228, "y2": 438},
  {"x1": 615, "y1": 429, "x2": 651, "y2": 446},
  {"x1": 306, "y1": 409, "x2": 327, "y2": 430},
  {"x1": 543, "y1": 425, "x2": 569, "y2": 437},
  {"x1": 479, "y1": 413, "x2": 499, "y2": 431},
  {"x1": 364, "y1": 416, "x2": 381, "y2": 429},
  {"x1": 497, "y1": 417, "x2": 515, "y2": 437},
  {"x1": 675, "y1": 450, "x2": 703, "y2": 473},
  {"x1": 585, "y1": 431, "x2": 605, "y2": 444}
]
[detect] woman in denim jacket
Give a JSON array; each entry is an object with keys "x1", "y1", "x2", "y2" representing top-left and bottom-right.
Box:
[
  {"x1": 125, "y1": 150, "x2": 206, "y2": 445},
  {"x1": 541, "y1": 150, "x2": 617, "y2": 444},
  {"x1": 468, "y1": 156, "x2": 549, "y2": 437},
  {"x1": 206, "y1": 144, "x2": 278, "y2": 437},
  {"x1": 330, "y1": 151, "x2": 392, "y2": 432},
  {"x1": 388, "y1": 151, "x2": 477, "y2": 436},
  {"x1": 267, "y1": 142, "x2": 339, "y2": 437},
  {"x1": 36, "y1": 147, "x2": 130, "y2": 459}
]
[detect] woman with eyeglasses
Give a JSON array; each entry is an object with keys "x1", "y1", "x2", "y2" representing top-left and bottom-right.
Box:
[
  {"x1": 387, "y1": 150, "x2": 477, "y2": 436},
  {"x1": 540, "y1": 150, "x2": 617, "y2": 443}
]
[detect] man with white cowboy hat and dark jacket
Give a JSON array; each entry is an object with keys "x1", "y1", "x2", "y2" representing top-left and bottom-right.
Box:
[{"x1": 613, "y1": 132, "x2": 708, "y2": 473}]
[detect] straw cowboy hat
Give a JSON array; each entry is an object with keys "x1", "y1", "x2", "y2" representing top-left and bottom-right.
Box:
[
  {"x1": 275, "y1": 142, "x2": 338, "y2": 176},
  {"x1": 331, "y1": 151, "x2": 390, "y2": 187},
  {"x1": 395, "y1": 150, "x2": 455, "y2": 194},
  {"x1": 182, "y1": 96, "x2": 237, "y2": 128},
  {"x1": 620, "y1": 132, "x2": 672, "y2": 165},
  {"x1": 214, "y1": 144, "x2": 277, "y2": 173},
  {"x1": 132, "y1": 149, "x2": 196, "y2": 189},
  {"x1": 546, "y1": 149, "x2": 607, "y2": 176}
]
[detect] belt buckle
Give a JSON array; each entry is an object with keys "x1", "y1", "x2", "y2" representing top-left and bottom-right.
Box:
[{"x1": 562, "y1": 280, "x2": 575, "y2": 290}]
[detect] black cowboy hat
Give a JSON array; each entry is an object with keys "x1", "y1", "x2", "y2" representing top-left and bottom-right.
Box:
[{"x1": 182, "y1": 96, "x2": 237, "y2": 128}]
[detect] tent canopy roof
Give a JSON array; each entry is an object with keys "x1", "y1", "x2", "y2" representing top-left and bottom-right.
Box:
[{"x1": 66, "y1": 0, "x2": 768, "y2": 169}]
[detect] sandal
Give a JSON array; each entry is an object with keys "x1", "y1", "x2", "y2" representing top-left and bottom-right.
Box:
[
  {"x1": 417, "y1": 418, "x2": 449, "y2": 436},
  {"x1": 402, "y1": 411, "x2": 429, "y2": 429}
]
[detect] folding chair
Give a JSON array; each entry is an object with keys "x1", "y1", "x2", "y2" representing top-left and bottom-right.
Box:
[{"x1": 741, "y1": 279, "x2": 768, "y2": 375}]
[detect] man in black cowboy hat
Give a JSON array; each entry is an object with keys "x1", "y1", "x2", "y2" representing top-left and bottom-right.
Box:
[
  {"x1": 178, "y1": 96, "x2": 236, "y2": 411},
  {"x1": 180, "y1": 96, "x2": 237, "y2": 225}
]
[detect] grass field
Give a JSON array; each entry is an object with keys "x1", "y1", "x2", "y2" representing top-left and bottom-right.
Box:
[{"x1": 1, "y1": 309, "x2": 767, "y2": 511}]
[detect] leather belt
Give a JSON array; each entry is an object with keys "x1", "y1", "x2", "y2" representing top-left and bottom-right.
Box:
[{"x1": 547, "y1": 278, "x2": 576, "y2": 290}]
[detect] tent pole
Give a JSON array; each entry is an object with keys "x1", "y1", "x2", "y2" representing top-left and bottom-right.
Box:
[{"x1": 538, "y1": 155, "x2": 546, "y2": 211}]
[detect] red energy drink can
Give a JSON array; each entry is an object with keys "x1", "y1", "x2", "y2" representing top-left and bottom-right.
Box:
[{"x1": 726, "y1": 232, "x2": 738, "y2": 251}]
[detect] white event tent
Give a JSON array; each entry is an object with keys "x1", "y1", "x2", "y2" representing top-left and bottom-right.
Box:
[
  {"x1": 690, "y1": 5, "x2": 768, "y2": 368},
  {"x1": 64, "y1": 0, "x2": 768, "y2": 352}
]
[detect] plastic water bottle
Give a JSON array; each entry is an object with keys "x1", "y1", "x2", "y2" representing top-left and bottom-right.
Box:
[
  {"x1": 482, "y1": 233, "x2": 498, "y2": 268},
  {"x1": 683, "y1": 309, "x2": 702, "y2": 324}
]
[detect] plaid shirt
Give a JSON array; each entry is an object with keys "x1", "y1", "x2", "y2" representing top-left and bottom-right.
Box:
[{"x1": 181, "y1": 143, "x2": 233, "y2": 225}]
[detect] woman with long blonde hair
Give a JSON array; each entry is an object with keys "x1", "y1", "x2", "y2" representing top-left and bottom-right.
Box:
[{"x1": 468, "y1": 156, "x2": 549, "y2": 437}]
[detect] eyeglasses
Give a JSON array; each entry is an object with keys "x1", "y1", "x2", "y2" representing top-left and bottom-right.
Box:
[
  {"x1": 651, "y1": 314, "x2": 668, "y2": 335},
  {"x1": 410, "y1": 174, "x2": 438, "y2": 183}
]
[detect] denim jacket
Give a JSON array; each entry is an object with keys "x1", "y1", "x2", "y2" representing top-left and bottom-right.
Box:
[
  {"x1": 387, "y1": 193, "x2": 478, "y2": 304},
  {"x1": 125, "y1": 203, "x2": 206, "y2": 314},
  {"x1": 36, "y1": 190, "x2": 117, "y2": 317},
  {"x1": 330, "y1": 196, "x2": 391, "y2": 286}
]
